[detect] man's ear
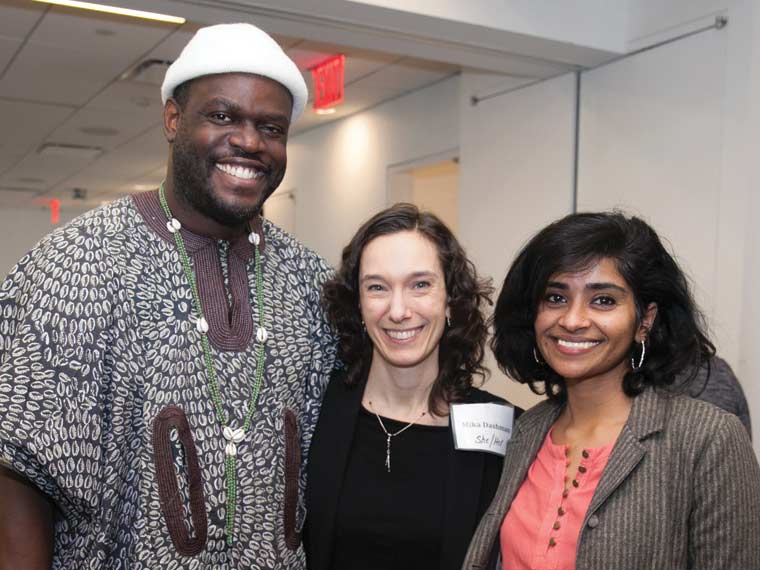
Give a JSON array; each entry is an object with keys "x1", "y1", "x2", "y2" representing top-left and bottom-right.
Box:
[
  {"x1": 636, "y1": 302, "x2": 658, "y2": 342},
  {"x1": 163, "y1": 99, "x2": 181, "y2": 143}
]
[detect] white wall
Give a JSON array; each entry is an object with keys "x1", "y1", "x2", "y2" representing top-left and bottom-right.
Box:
[
  {"x1": 282, "y1": 75, "x2": 460, "y2": 266},
  {"x1": 0, "y1": 205, "x2": 89, "y2": 278},
  {"x1": 458, "y1": 72, "x2": 577, "y2": 411},
  {"x1": 609, "y1": 0, "x2": 760, "y2": 447},
  {"x1": 577, "y1": 28, "x2": 729, "y2": 355},
  {"x1": 626, "y1": 0, "x2": 731, "y2": 49}
]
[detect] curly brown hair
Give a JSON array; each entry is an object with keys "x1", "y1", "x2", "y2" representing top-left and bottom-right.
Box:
[{"x1": 322, "y1": 203, "x2": 493, "y2": 415}]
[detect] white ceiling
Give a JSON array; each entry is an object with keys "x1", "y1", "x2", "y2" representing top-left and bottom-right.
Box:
[{"x1": 0, "y1": 0, "x2": 605, "y2": 210}]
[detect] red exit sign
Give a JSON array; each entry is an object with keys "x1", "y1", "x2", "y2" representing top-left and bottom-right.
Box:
[{"x1": 311, "y1": 55, "x2": 345, "y2": 110}]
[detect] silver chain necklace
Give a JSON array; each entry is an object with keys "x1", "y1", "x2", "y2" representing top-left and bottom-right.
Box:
[{"x1": 367, "y1": 400, "x2": 426, "y2": 473}]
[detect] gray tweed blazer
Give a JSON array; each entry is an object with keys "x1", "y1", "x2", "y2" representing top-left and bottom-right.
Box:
[{"x1": 463, "y1": 387, "x2": 760, "y2": 569}]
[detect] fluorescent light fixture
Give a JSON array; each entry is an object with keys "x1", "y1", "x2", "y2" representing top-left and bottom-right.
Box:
[
  {"x1": 315, "y1": 107, "x2": 337, "y2": 115},
  {"x1": 32, "y1": 0, "x2": 185, "y2": 24}
]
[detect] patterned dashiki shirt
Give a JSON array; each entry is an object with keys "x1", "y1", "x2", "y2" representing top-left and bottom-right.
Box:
[{"x1": 0, "y1": 190, "x2": 337, "y2": 569}]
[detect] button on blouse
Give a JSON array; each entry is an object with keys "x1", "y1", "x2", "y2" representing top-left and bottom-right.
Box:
[{"x1": 500, "y1": 430, "x2": 614, "y2": 570}]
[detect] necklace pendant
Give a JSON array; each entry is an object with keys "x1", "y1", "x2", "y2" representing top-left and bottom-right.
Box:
[
  {"x1": 196, "y1": 316, "x2": 209, "y2": 333},
  {"x1": 166, "y1": 218, "x2": 181, "y2": 233},
  {"x1": 223, "y1": 425, "x2": 246, "y2": 443},
  {"x1": 248, "y1": 231, "x2": 261, "y2": 246},
  {"x1": 223, "y1": 425, "x2": 246, "y2": 459},
  {"x1": 256, "y1": 326, "x2": 268, "y2": 343},
  {"x1": 385, "y1": 434, "x2": 392, "y2": 472}
]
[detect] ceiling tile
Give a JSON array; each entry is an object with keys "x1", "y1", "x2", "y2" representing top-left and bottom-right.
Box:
[
  {"x1": 46, "y1": 107, "x2": 160, "y2": 151},
  {"x1": 0, "y1": 153, "x2": 20, "y2": 173},
  {"x1": 343, "y1": 53, "x2": 400, "y2": 84},
  {"x1": 0, "y1": 41, "x2": 115, "y2": 104},
  {"x1": 0, "y1": 36, "x2": 22, "y2": 73},
  {"x1": 0, "y1": 147, "x2": 94, "y2": 189},
  {"x1": 47, "y1": 125, "x2": 167, "y2": 195},
  {"x1": 352, "y1": 59, "x2": 454, "y2": 92},
  {"x1": 0, "y1": 0, "x2": 45, "y2": 40},
  {"x1": 0, "y1": 99, "x2": 73, "y2": 160},
  {"x1": 32, "y1": 5, "x2": 176, "y2": 52},
  {"x1": 142, "y1": 25, "x2": 200, "y2": 62},
  {"x1": 86, "y1": 80, "x2": 162, "y2": 114},
  {"x1": 0, "y1": 7, "x2": 178, "y2": 105}
]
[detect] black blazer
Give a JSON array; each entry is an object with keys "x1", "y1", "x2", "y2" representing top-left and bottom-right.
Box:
[{"x1": 304, "y1": 369, "x2": 522, "y2": 570}]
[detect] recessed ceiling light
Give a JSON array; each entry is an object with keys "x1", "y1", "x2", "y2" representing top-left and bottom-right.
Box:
[
  {"x1": 31, "y1": 1, "x2": 185, "y2": 24},
  {"x1": 315, "y1": 108, "x2": 337, "y2": 115}
]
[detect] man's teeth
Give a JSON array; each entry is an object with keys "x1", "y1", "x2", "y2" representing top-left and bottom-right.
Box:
[
  {"x1": 216, "y1": 163, "x2": 263, "y2": 180},
  {"x1": 386, "y1": 329, "x2": 419, "y2": 340},
  {"x1": 558, "y1": 339, "x2": 600, "y2": 349}
]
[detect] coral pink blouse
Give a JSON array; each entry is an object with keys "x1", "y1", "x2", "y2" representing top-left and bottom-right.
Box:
[{"x1": 499, "y1": 431, "x2": 613, "y2": 570}]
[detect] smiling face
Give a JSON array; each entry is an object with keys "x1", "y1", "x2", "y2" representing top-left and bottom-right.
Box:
[
  {"x1": 534, "y1": 257, "x2": 656, "y2": 389},
  {"x1": 359, "y1": 230, "x2": 449, "y2": 378},
  {"x1": 164, "y1": 72, "x2": 292, "y2": 233}
]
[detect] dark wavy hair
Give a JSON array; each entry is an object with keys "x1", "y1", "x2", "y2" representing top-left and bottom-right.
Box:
[
  {"x1": 490, "y1": 211, "x2": 715, "y2": 400},
  {"x1": 323, "y1": 203, "x2": 493, "y2": 415}
]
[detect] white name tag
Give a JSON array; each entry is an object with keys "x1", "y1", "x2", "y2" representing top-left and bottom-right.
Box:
[{"x1": 450, "y1": 403, "x2": 514, "y2": 457}]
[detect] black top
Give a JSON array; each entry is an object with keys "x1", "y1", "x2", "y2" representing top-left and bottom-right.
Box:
[
  {"x1": 305, "y1": 367, "x2": 524, "y2": 570},
  {"x1": 331, "y1": 407, "x2": 450, "y2": 570}
]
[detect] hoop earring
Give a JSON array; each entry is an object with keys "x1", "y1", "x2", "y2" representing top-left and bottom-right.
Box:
[
  {"x1": 631, "y1": 339, "x2": 646, "y2": 371},
  {"x1": 533, "y1": 347, "x2": 544, "y2": 365}
]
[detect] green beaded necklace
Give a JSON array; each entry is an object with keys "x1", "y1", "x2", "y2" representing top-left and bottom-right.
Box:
[{"x1": 158, "y1": 182, "x2": 267, "y2": 545}]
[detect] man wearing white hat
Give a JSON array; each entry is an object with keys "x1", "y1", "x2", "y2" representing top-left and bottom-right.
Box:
[{"x1": 0, "y1": 23, "x2": 336, "y2": 569}]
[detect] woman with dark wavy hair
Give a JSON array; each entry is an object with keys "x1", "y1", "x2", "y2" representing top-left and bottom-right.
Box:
[
  {"x1": 305, "y1": 203, "x2": 521, "y2": 570},
  {"x1": 464, "y1": 212, "x2": 760, "y2": 570}
]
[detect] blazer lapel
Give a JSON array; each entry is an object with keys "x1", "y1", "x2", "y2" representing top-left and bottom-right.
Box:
[
  {"x1": 585, "y1": 387, "x2": 666, "y2": 518},
  {"x1": 585, "y1": 425, "x2": 645, "y2": 518}
]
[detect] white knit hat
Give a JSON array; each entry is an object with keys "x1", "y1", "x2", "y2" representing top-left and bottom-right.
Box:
[{"x1": 161, "y1": 23, "x2": 308, "y2": 121}]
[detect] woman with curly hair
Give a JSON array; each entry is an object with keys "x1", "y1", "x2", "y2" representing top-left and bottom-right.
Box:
[
  {"x1": 305, "y1": 204, "x2": 521, "y2": 570},
  {"x1": 464, "y1": 212, "x2": 760, "y2": 570}
]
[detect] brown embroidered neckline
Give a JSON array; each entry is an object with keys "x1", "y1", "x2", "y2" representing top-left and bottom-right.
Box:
[{"x1": 132, "y1": 190, "x2": 263, "y2": 352}]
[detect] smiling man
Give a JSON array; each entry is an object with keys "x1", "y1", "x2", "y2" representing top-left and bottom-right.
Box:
[{"x1": 0, "y1": 24, "x2": 336, "y2": 569}]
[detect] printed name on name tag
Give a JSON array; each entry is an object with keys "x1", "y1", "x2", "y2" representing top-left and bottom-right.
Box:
[{"x1": 450, "y1": 403, "x2": 514, "y2": 457}]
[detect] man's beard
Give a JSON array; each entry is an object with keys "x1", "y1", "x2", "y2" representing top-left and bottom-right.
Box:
[{"x1": 170, "y1": 134, "x2": 284, "y2": 228}]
